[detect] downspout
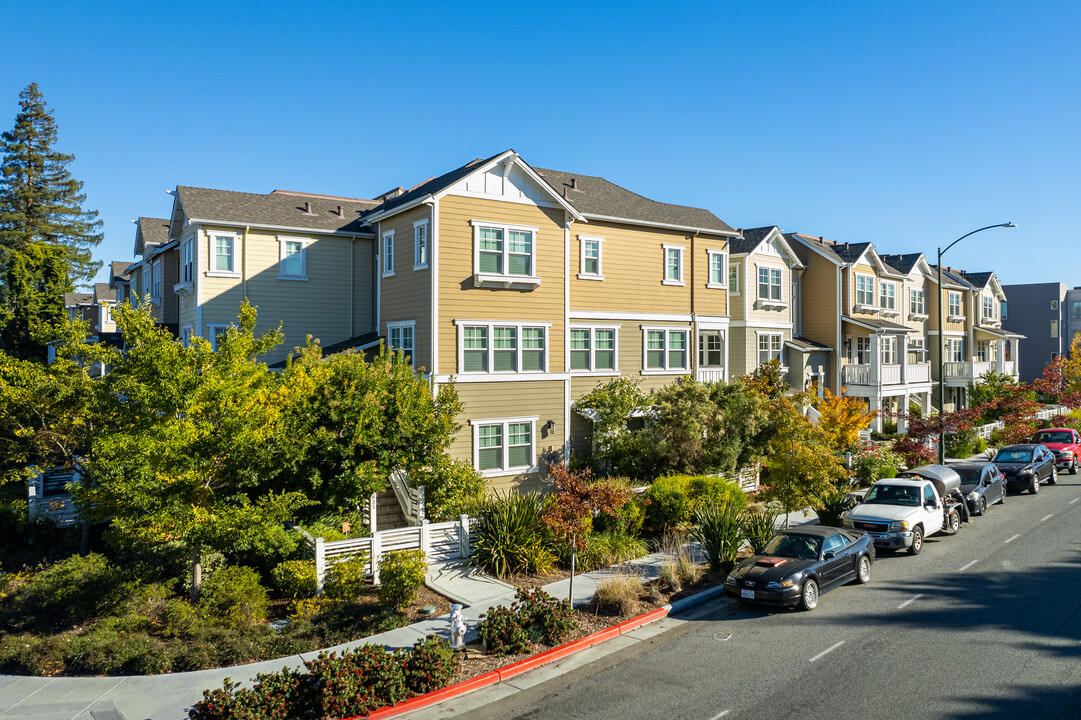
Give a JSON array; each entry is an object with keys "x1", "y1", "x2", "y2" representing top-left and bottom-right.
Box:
[{"x1": 242, "y1": 225, "x2": 250, "y2": 299}]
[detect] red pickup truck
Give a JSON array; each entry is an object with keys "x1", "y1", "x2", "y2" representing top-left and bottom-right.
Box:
[{"x1": 1031, "y1": 428, "x2": 1081, "y2": 475}]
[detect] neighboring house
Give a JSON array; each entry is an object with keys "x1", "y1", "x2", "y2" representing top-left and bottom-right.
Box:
[
  {"x1": 954, "y1": 270, "x2": 1022, "y2": 383},
  {"x1": 126, "y1": 217, "x2": 180, "y2": 335},
  {"x1": 727, "y1": 226, "x2": 829, "y2": 393},
  {"x1": 62, "y1": 285, "x2": 117, "y2": 337},
  {"x1": 1002, "y1": 282, "x2": 1067, "y2": 382},
  {"x1": 108, "y1": 261, "x2": 133, "y2": 307},
  {"x1": 63, "y1": 292, "x2": 93, "y2": 325},
  {"x1": 788, "y1": 234, "x2": 933, "y2": 431}
]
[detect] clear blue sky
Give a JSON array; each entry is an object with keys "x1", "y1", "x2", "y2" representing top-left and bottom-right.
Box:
[{"x1": 2, "y1": 1, "x2": 1078, "y2": 288}]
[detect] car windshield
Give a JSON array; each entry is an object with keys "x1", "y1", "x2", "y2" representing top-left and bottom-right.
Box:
[
  {"x1": 994, "y1": 448, "x2": 1033, "y2": 463},
  {"x1": 763, "y1": 533, "x2": 822, "y2": 560},
  {"x1": 953, "y1": 467, "x2": 981, "y2": 484},
  {"x1": 863, "y1": 484, "x2": 920, "y2": 506},
  {"x1": 1034, "y1": 432, "x2": 1072, "y2": 444}
]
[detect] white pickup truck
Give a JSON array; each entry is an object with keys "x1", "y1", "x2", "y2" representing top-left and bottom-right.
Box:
[{"x1": 842, "y1": 465, "x2": 964, "y2": 555}]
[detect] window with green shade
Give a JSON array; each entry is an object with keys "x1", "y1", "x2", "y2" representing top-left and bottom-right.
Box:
[
  {"x1": 668, "y1": 331, "x2": 686, "y2": 369},
  {"x1": 582, "y1": 239, "x2": 600, "y2": 275},
  {"x1": 214, "y1": 235, "x2": 234, "y2": 272},
  {"x1": 647, "y1": 330, "x2": 666, "y2": 369},
  {"x1": 478, "y1": 227, "x2": 503, "y2": 273},
  {"x1": 571, "y1": 329, "x2": 591, "y2": 370},
  {"x1": 494, "y1": 327, "x2": 517, "y2": 372},
  {"x1": 665, "y1": 247, "x2": 682, "y2": 282},
  {"x1": 856, "y1": 275, "x2": 874, "y2": 305},
  {"x1": 595, "y1": 329, "x2": 615, "y2": 370},
  {"x1": 507, "y1": 422, "x2": 532, "y2": 468},
  {"x1": 508, "y1": 230, "x2": 532, "y2": 275},
  {"x1": 464, "y1": 326, "x2": 488, "y2": 372},
  {"x1": 522, "y1": 328, "x2": 544, "y2": 371},
  {"x1": 478, "y1": 424, "x2": 503, "y2": 470},
  {"x1": 709, "y1": 252, "x2": 725, "y2": 285}
]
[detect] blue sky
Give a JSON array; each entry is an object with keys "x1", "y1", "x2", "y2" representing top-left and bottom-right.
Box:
[{"x1": 2, "y1": 1, "x2": 1078, "y2": 287}]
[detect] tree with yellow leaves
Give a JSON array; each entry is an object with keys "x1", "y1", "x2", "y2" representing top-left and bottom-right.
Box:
[{"x1": 816, "y1": 388, "x2": 878, "y2": 451}]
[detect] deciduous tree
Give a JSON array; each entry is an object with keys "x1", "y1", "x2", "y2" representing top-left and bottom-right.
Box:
[{"x1": 816, "y1": 387, "x2": 878, "y2": 451}]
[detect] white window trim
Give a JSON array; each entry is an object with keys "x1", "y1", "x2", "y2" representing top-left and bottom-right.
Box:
[
  {"x1": 569, "y1": 324, "x2": 621, "y2": 376},
  {"x1": 706, "y1": 249, "x2": 727, "y2": 289},
  {"x1": 207, "y1": 323, "x2": 234, "y2": 352},
  {"x1": 755, "y1": 331, "x2": 787, "y2": 370},
  {"x1": 577, "y1": 234, "x2": 604, "y2": 281},
  {"x1": 179, "y1": 324, "x2": 194, "y2": 348},
  {"x1": 387, "y1": 320, "x2": 416, "y2": 366},
  {"x1": 382, "y1": 230, "x2": 396, "y2": 277},
  {"x1": 454, "y1": 320, "x2": 552, "y2": 376},
  {"x1": 151, "y1": 258, "x2": 162, "y2": 304},
  {"x1": 754, "y1": 263, "x2": 787, "y2": 309},
  {"x1": 207, "y1": 231, "x2": 241, "y2": 278},
  {"x1": 640, "y1": 325, "x2": 691, "y2": 375},
  {"x1": 947, "y1": 291, "x2": 964, "y2": 321},
  {"x1": 729, "y1": 262, "x2": 741, "y2": 295},
  {"x1": 276, "y1": 235, "x2": 310, "y2": 281},
  {"x1": 661, "y1": 244, "x2": 685, "y2": 286},
  {"x1": 470, "y1": 220, "x2": 541, "y2": 287},
  {"x1": 879, "y1": 280, "x2": 899, "y2": 315},
  {"x1": 909, "y1": 288, "x2": 927, "y2": 319},
  {"x1": 101, "y1": 303, "x2": 113, "y2": 325},
  {"x1": 854, "y1": 273, "x2": 876, "y2": 311},
  {"x1": 413, "y1": 219, "x2": 430, "y2": 271},
  {"x1": 469, "y1": 416, "x2": 540, "y2": 477}
]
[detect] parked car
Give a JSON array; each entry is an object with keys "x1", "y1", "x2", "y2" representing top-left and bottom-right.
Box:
[
  {"x1": 991, "y1": 444, "x2": 1057, "y2": 494},
  {"x1": 1030, "y1": 428, "x2": 1081, "y2": 475},
  {"x1": 951, "y1": 462, "x2": 1006, "y2": 515},
  {"x1": 724, "y1": 526, "x2": 874, "y2": 611}
]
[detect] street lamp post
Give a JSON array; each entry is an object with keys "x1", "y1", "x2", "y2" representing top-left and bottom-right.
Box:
[{"x1": 936, "y1": 223, "x2": 1016, "y2": 463}]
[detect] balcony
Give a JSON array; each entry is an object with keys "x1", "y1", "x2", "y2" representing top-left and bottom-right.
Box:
[
  {"x1": 880, "y1": 364, "x2": 901, "y2": 385},
  {"x1": 842, "y1": 363, "x2": 872, "y2": 385},
  {"x1": 843, "y1": 362, "x2": 930, "y2": 387},
  {"x1": 907, "y1": 363, "x2": 931, "y2": 383}
]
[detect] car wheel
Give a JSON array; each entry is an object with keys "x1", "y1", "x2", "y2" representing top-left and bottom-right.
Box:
[
  {"x1": 1048, "y1": 465, "x2": 1057, "y2": 485},
  {"x1": 948, "y1": 509, "x2": 961, "y2": 533},
  {"x1": 908, "y1": 526, "x2": 923, "y2": 555},
  {"x1": 978, "y1": 497, "x2": 987, "y2": 516},
  {"x1": 1030, "y1": 475, "x2": 1040, "y2": 494},
  {"x1": 800, "y1": 578, "x2": 819, "y2": 610},
  {"x1": 1071, "y1": 459, "x2": 1077, "y2": 475},
  {"x1": 855, "y1": 555, "x2": 871, "y2": 584}
]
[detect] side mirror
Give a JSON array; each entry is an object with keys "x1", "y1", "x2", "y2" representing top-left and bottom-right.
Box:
[{"x1": 823, "y1": 551, "x2": 836, "y2": 560}]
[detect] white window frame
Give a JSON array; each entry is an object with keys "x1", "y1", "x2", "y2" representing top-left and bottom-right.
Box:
[
  {"x1": 181, "y1": 238, "x2": 194, "y2": 283},
  {"x1": 455, "y1": 320, "x2": 551, "y2": 376},
  {"x1": 982, "y1": 294, "x2": 995, "y2": 321},
  {"x1": 387, "y1": 320, "x2": 416, "y2": 366},
  {"x1": 569, "y1": 325, "x2": 620, "y2": 375},
  {"x1": 141, "y1": 264, "x2": 151, "y2": 301},
  {"x1": 577, "y1": 235, "x2": 604, "y2": 280},
  {"x1": 207, "y1": 231, "x2": 240, "y2": 277},
  {"x1": 101, "y1": 303, "x2": 112, "y2": 326},
  {"x1": 908, "y1": 337, "x2": 927, "y2": 364},
  {"x1": 854, "y1": 273, "x2": 876, "y2": 309},
  {"x1": 277, "y1": 235, "x2": 309, "y2": 280},
  {"x1": 879, "y1": 281, "x2": 897, "y2": 314},
  {"x1": 729, "y1": 262, "x2": 741, "y2": 295},
  {"x1": 151, "y1": 258, "x2": 162, "y2": 304},
  {"x1": 946, "y1": 337, "x2": 964, "y2": 363},
  {"x1": 909, "y1": 288, "x2": 926, "y2": 318},
  {"x1": 641, "y1": 326, "x2": 690, "y2": 374},
  {"x1": 756, "y1": 332, "x2": 784, "y2": 369},
  {"x1": 180, "y1": 324, "x2": 194, "y2": 348},
  {"x1": 382, "y1": 230, "x2": 396, "y2": 277},
  {"x1": 706, "y1": 249, "x2": 727, "y2": 289},
  {"x1": 470, "y1": 220, "x2": 540, "y2": 287},
  {"x1": 757, "y1": 265, "x2": 783, "y2": 301},
  {"x1": 947, "y1": 291, "x2": 963, "y2": 319},
  {"x1": 976, "y1": 340, "x2": 989, "y2": 363},
  {"x1": 698, "y1": 330, "x2": 725, "y2": 368},
  {"x1": 661, "y1": 244, "x2": 685, "y2": 286},
  {"x1": 413, "y1": 219, "x2": 429, "y2": 270},
  {"x1": 854, "y1": 336, "x2": 872, "y2": 364},
  {"x1": 207, "y1": 323, "x2": 234, "y2": 352},
  {"x1": 880, "y1": 335, "x2": 899, "y2": 365},
  {"x1": 470, "y1": 416, "x2": 539, "y2": 477}
]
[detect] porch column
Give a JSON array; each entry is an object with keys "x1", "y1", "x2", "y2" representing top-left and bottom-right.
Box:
[
  {"x1": 873, "y1": 394, "x2": 883, "y2": 432},
  {"x1": 898, "y1": 393, "x2": 910, "y2": 434},
  {"x1": 900, "y1": 333, "x2": 909, "y2": 384},
  {"x1": 870, "y1": 333, "x2": 881, "y2": 386}
]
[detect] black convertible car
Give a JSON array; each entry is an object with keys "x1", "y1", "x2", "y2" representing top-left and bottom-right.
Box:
[
  {"x1": 992, "y1": 444, "x2": 1057, "y2": 494},
  {"x1": 724, "y1": 526, "x2": 875, "y2": 611}
]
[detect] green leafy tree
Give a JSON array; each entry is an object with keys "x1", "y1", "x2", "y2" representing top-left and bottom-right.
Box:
[{"x1": 0, "y1": 83, "x2": 102, "y2": 359}]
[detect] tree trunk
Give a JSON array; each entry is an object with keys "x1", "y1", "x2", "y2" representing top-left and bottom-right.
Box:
[
  {"x1": 191, "y1": 545, "x2": 202, "y2": 602},
  {"x1": 79, "y1": 518, "x2": 91, "y2": 556}
]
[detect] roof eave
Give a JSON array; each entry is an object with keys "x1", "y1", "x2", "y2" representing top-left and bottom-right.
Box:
[
  {"x1": 186, "y1": 218, "x2": 375, "y2": 238},
  {"x1": 582, "y1": 213, "x2": 738, "y2": 237}
]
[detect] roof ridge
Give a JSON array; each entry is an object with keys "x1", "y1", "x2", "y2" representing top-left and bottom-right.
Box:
[{"x1": 271, "y1": 189, "x2": 377, "y2": 203}]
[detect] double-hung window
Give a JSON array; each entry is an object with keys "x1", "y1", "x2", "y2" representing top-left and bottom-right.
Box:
[
  {"x1": 570, "y1": 327, "x2": 618, "y2": 372},
  {"x1": 382, "y1": 230, "x2": 395, "y2": 276},
  {"x1": 278, "y1": 236, "x2": 308, "y2": 279},
  {"x1": 758, "y1": 267, "x2": 782, "y2": 301},
  {"x1": 472, "y1": 221, "x2": 538, "y2": 285},
  {"x1": 855, "y1": 275, "x2": 875, "y2": 306},
  {"x1": 707, "y1": 250, "x2": 726, "y2": 288},
  {"x1": 729, "y1": 263, "x2": 741, "y2": 294},
  {"x1": 757, "y1": 333, "x2": 783, "y2": 367},
  {"x1": 881, "y1": 336, "x2": 898, "y2": 365},
  {"x1": 458, "y1": 321, "x2": 548, "y2": 374},
  {"x1": 141, "y1": 265, "x2": 151, "y2": 301},
  {"x1": 855, "y1": 336, "x2": 871, "y2": 364},
  {"x1": 210, "y1": 232, "x2": 239, "y2": 275},
  {"x1": 982, "y1": 295, "x2": 995, "y2": 321},
  {"x1": 151, "y1": 259, "x2": 162, "y2": 303},
  {"x1": 879, "y1": 281, "x2": 896, "y2": 312},
  {"x1": 948, "y1": 292, "x2": 962, "y2": 318},
  {"x1": 473, "y1": 417, "x2": 537, "y2": 474},
  {"x1": 946, "y1": 338, "x2": 964, "y2": 363},
  {"x1": 976, "y1": 340, "x2": 988, "y2": 362},
  {"x1": 699, "y1": 331, "x2": 724, "y2": 367},
  {"x1": 578, "y1": 235, "x2": 603, "y2": 279},
  {"x1": 414, "y1": 220, "x2": 429, "y2": 270},
  {"x1": 909, "y1": 288, "x2": 925, "y2": 316},
  {"x1": 908, "y1": 338, "x2": 926, "y2": 364},
  {"x1": 644, "y1": 328, "x2": 689, "y2": 372},
  {"x1": 662, "y1": 245, "x2": 684, "y2": 285},
  {"x1": 181, "y1": 239, "x2": 194, "y2": 283},
  {"x1": 387, "y1": 321, "x2": 415, "y2": 366}
]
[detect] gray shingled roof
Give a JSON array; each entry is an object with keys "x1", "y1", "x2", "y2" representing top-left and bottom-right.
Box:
[
  {"x1": 961, "y1": 271, "x2": 994, "y2": 289},
  {"x1": 787, "y1": 233, "x2": 873, "y2": 266},
  {"x1": 787, "y1": 336, "x2": 833, "y2": 352},
  {"x1": 175, "y1": 187, "x2": 378, "y2": 234},
  {"x1": 535, "y1": 167, "x2": 735, "y2": 234},
  {"x1": 879, "y1": 253, "x2": 923, "y2": 275},
  {"x1": 93, "y1": 283, "x2": 116, "y2": 303},
  {"x1": 110, "y1": 260, "x2": 133, "y2": 279},
  {"x1": 373, "y1": 154, "x2": 501, "y2": 216},
  {"x1": 138, "y1": 217, "x2": 171, "y2": 247},
  {"x1": 933, "y1": 265, "x2": 976, "y2": 290},
  {"x1": 728, "y1": 226, "x2": 776, "y2": 254},
  {"x1": 64, "y1": 292, "x2": 93, "y2": 307}
]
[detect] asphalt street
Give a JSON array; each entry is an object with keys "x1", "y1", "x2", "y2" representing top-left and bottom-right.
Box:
[{"x1": 415, "y1": 475, "x2": 1081, "y2": 720}]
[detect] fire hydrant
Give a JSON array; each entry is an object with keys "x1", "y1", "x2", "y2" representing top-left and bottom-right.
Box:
[{"x1": 449, "y1": 603, "x2": 466, "y2": 649}]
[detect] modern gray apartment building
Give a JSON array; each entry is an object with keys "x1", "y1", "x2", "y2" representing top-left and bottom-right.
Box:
[{"x1": 1001, "y1": 282, "x2": 1073, "y2": 382}]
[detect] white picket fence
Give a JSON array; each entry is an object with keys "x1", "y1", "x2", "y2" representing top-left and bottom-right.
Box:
[
  {"x1": 303, "y1": 514, "x2": 477, "y2": 594},
  {"x1": 973, "y1": 407, "x2": 1062, "y2": 442}
]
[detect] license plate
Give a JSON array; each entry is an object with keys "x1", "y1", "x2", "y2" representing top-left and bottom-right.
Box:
[{"x1": 741, "y1": 589, "x2": 755, "y2": 599}]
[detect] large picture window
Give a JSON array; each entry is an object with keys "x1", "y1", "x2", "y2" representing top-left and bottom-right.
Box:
[
  {"x1": 458, "y1": 321, "x2": 549, "y2": 374},
  {"x1": 643, "y1": 328, "x2": 689, "y2": 372}
]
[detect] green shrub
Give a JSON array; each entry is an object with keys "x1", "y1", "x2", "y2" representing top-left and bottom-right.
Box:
[
  {"x1": 945, "y1": 427, "x2": 979, "y2": 458},
  {"x1": 644, "y1": 476, "x2": 687, "y2": 531},
  {"x1": 515, "y1": 587, "x2": 575, "y2": 645},
  {"x1": 0, "y1": 633, "x2": 66, "y2": 675},
  {"x1": 199, "y1": 566, "x2": 269, "y2": 629},
  {"x1": 307, "y1": 643, "x2": 407, "y2": 719},
  {"x1": 411, "y1": 457, "x2": 486, "y2": 521},
  {"x1": 476, "y1": 604, "x2": 529, "y2": 655},
  {"x1": 687, "y1": 475, "x2": 747, "y2": 515},
  {"x1": 473, "y1": 492, "x2": 555, "y2": 578},
  {"x1": 975, "y1": 437, "x2": 988, "y2": 455},
  {"x1": 854, "y1": 444, "x2": 905, "y2": 483},
  {"x1": 0, "y1": 487, "x2": 27, "y2": 553},
  {"x1": 591, "y1": 479, "x2": 646, "y2": 537},
  {"x1": 559, "y1": 531, "x2": 648, "y2": 572},
  {"x1": 18, "y1": 553, "x2": 127, "y2": 624},
  {"x1": 378, "y1": 549, "x2": 427, "y2": 609},
  {"x1": 402, "y1": 635, "x2": 459, "y2": 695},
  {"x1": 815, "y1": 489, "x2": 857, "y2": 528},
  {"x1": 324, "y1": 556, "x2": 369, "y2": 601},
  {"x1": 67, "y1": 619, "x2": 173, "y2": 675},
  {"x1": 692, "y1": 503, "x2": 745, "y2": 573},
  {"x1": 742, "y1": 508, "x2": 778, "y2": 553},
  {"x1": 272, "y1": 560, "x2": 318, "y2": 599}
]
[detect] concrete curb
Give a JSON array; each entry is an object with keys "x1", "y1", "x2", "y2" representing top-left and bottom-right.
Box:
[{"x1": 359, "y1": 583, "x2": 726, "y2": 719}]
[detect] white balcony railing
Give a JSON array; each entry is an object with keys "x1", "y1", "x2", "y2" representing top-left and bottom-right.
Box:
[
  {"x1": 880, "y1": 364, "x2": 902, "y2": 385},
  {"x1": 972, "y1": 360, "x2": 993, "y2": 378},
  {"x1": 843, "y1": 363, "x2": 872, "y2": 385},
  {"x1": 907, "y1": 363, "x2": 931, "y2": 383},
  {"x1": 697, "y1": 368, "x2": 725, "y2": 383},
  {"x1": 1002, "y1": 360, "x2": 1017, "y2": 377},
  {"x1": 944, "y1": 361, "x2": 968, "y2": 379}
]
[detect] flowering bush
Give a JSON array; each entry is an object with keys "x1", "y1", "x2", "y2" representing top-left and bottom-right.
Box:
[{"x1": 853, "y1": 443, "x2": 904, "y2": 484}]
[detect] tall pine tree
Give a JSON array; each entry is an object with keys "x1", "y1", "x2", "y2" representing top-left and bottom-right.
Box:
[{"x1": 0, "y1": 83, "x2": 102, "y2": 360}]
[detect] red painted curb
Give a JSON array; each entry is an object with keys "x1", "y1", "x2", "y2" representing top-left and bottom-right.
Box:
[{"x1": 360, "y1": 605, "x2": 671, "y2": 718}]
